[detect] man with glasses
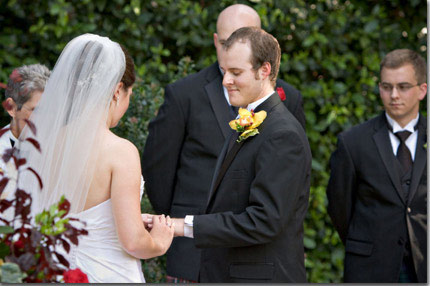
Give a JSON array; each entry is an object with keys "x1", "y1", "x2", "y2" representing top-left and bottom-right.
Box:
[{"x1": 326, "y1": 49, "x2": 427, "y2": 283}]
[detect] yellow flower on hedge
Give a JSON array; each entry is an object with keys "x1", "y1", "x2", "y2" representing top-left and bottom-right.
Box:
[{"x1": 229, "y1": 108, "x2": 267, "y2": 142}]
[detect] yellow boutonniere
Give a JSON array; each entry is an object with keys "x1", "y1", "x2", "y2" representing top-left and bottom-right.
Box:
[{"x1": 229, "y1": 108, "x2": 267, "y2": 143}]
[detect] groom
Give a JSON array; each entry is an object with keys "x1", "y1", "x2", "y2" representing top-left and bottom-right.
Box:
[{"x1": 172, "y1": 27, "x2": 311, "y2": 283}]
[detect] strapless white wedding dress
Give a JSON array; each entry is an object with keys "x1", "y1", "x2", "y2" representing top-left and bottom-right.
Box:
[{"x1": 64, "y1": 177, "x2": 145, "y2": 283}]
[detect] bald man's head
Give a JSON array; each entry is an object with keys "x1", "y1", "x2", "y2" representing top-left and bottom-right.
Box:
[
  {"x1": 216, "y1": 4, "x2": 261, "y2": 36},
  {"x1": 214, "y1": 4, "x2": 261, "y2": 62}
]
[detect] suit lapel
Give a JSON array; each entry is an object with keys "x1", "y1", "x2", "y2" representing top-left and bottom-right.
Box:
[
  {"x1": 206, "y1": 131, "x2": 234, "y2": 207},
  {"x1": 205, "y1": 63, "x2": 232, "y2": 140},
  {"x1": 408, "y1": 115, "x2": 427, "y2": 204},
  {"x1": 206, "y1": 92, "x2": 281, "y2": 209},
  {"x1": 209, "y1": 133, "x2": 244, "y2": 202},
  {"x1": 254, "y1": 91, "x2": 281, "y2": 113},
  {"x1": 372, "y1": 114, "x2": 406, "y2": 205}
]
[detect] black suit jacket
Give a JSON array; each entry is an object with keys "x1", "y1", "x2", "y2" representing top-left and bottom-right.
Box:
[
  {"x1": 193, "y1": 93, "x2": 311, "y2": 283},
  {"x1": 326, "y1": 113, "x2": 427, "y2": 283},
  {"x1": 141, "y1": 62, "x2": 305, "y2": 280}
]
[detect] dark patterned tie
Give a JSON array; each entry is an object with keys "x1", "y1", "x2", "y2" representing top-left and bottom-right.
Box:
[{"x1": 394, "y1": 131, "x2": 412, "y2": 173}]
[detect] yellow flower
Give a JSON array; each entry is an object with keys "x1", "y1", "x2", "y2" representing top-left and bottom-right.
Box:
[{"x1": 229, "y1": 108, "x2": 267, "y2": 142}]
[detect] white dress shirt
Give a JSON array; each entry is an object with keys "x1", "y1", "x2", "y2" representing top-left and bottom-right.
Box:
[{"x1": 385, "y1": 113, "x2": 419, "y2": 161}]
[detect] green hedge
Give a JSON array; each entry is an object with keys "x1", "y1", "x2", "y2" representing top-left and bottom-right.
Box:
[{"x1": 0, "y1": 0, "x2": 426, "y2": 282}]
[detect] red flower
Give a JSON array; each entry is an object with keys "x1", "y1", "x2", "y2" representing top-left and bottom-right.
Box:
[
  {"x1": 276, "y1": 87, "x2": 286, "y2": 101},
  {"x1": 63, "y1": 268, "x2": 89, "y2": 283},
  {"x1": 0, "y1": 83, "x2": 6, "y2": 89},
  {"x1": 13, "y1": 237, "x2": 25, "y2": 250}
]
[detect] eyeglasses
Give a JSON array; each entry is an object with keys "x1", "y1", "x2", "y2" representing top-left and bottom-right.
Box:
[{"x1": 379, "y1": 82, "x2": 420, "y2": 94}]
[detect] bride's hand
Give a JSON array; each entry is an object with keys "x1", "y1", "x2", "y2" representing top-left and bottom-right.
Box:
[{"x1": 149, "y1": 215, "x2": 174, "y2": 254}]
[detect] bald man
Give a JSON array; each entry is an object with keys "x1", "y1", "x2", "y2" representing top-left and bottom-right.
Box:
[{"x1": 142, "y1": 4, "x2": 305, "y2": 282}]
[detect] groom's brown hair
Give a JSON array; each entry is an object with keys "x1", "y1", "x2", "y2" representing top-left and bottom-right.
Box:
[{"x1": 223, "y1": 26, "x2": 281, "y2": 86}]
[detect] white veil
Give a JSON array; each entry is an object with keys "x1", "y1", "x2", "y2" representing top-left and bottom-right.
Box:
[{"x1": 18, "y1": 34, "x2": 125, "y2": 215}]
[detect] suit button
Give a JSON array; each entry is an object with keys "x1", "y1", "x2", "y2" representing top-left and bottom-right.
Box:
[
  {"x1": 405, "y1": 243, "x2": 411, "y2": 250},
  {"x1": 407, "y1": 207, "x2": 411, "y2": 213},
  {"x1": 406, "y1": 179, "x2": 411, "y2": 185}
]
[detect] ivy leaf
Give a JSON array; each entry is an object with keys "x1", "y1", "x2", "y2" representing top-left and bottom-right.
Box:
[
  {"x1": 26, "y1": 167, "x2": 43, "y2": 190},
  {"x1": 0, "y1": 242, "x2": 11, "y2": 258},
  {"x1": 25, "y1": 138, "x2": 41, "y2": 153},
  {"x1": 24, "y1": 119, "x2": 37, "y2": 136},
  {"x1": 0, "y1": 177, "x2": 10, "y2": 196},
  {"x1": 53, "y1": 252, "x2": 69, "y2": 268},
  {"x1": 0, "y1": 225, "x2": 14, "y2": 234}
]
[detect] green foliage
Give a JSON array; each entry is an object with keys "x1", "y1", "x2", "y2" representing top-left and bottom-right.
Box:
[
  {"x1": 0, "y1": 0, "x2": 426, "y2": 283},
  {"x1": 0, "y1": 262, "x2": 27, "y2": 283},
  {"x1": 35, "y1": 195, "x2": 70, "y2": 236}
]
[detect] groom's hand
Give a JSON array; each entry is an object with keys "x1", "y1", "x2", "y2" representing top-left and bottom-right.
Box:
[
  {"x1": 172, "y1": 218, "x2": 184, "y2": 237},
  {"x1": 141, "y1": 213, "x2": 154, "y2": 230}
]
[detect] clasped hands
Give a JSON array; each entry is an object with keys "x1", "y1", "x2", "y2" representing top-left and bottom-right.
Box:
[{"x1": 142, "y1": 214, "x2": 184, "y2": 237}]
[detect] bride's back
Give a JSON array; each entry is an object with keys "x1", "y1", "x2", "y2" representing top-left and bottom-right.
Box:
[
  {"x1": 84, "y1": 129, "x2": 140, "y2": 211},
  {"x1": 84, "y1": 130, "x2": 114, "y2": 210}
]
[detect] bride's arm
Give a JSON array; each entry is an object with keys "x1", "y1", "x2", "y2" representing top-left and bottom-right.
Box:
[{"x1": 110, "y1": 139, "x2": 174, "y2": 259}]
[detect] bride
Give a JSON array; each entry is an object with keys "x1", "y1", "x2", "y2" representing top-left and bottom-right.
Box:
[{"x1": 18, "y1": 34, "x2": 173, "y2": 282}]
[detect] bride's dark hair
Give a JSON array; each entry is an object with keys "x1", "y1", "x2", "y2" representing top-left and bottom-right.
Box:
[{"x1": 120, "y1": 45, "x2": 135, "y2": 89}]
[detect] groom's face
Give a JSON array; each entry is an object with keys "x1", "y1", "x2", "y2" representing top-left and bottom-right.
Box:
[{"x1": 220, "y1": 41, "x2": 264, "y2": 107}]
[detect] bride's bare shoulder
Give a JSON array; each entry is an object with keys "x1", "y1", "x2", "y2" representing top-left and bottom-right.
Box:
[{"x1": 101, "y1": 131, "x2": 140, "y2": 164}]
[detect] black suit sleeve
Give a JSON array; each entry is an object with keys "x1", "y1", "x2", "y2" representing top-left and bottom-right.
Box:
[
  {"x1": 193, "y1": 129, "x2": 310, "y2": 248},
  {"x1": 290, "y1": 89, "x2": 305, "y2": 128},
  {"x1": 326, "y1": 134, "x2": 356, "y2": 244},
  {"x1": 141, "y1": 84, "x2": 186, "y2": 214},
  {"x1": 276, "y1": 79, "x2": 306, "y2": 129}
]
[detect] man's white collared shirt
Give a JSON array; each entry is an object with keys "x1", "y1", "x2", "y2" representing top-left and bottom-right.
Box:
[{"x1": 385, "y1": 113, "x2": 419, "y2": 161}]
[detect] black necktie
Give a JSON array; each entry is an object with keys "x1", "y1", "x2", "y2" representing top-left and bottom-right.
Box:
[{"x1": 394, "y1": 131, "x2": 412, "y2": 173}]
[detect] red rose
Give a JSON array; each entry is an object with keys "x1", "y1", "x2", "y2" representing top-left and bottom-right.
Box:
[
  {"x1": 276, "y1": 87, "x2": 286, "y2": 101},
  {"x1": 63, "y1": 268, "x2": 89, "y2": 283}
]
